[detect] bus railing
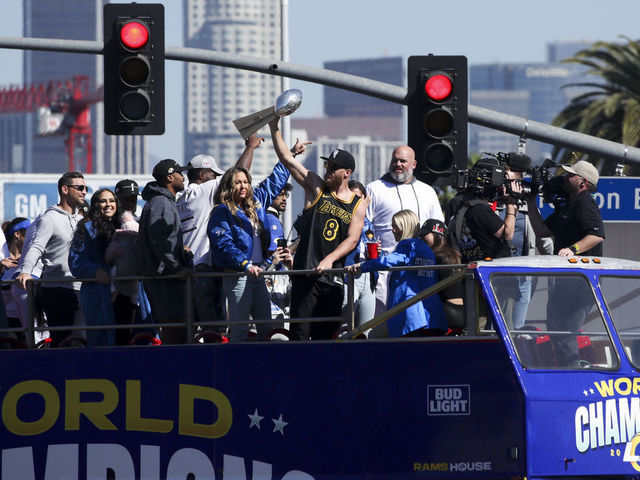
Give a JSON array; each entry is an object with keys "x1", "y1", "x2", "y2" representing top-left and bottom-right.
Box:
[{"x1": 0, "y1": 263, "x2": 470, "y2": 348}]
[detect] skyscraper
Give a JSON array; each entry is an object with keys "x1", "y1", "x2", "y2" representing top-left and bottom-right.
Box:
[
  {"x1": 468, "y1": 41, "x2": 595, "y2": 160},
  {"x1": 323, "y1": 56, "x2": 403, "y2": 118},
  {"x1": 22, "y1": 0, "x2": 146, "y2": 174},
  {"x1": 184, "y1": 0, "x2": 282, "y2": 180}
]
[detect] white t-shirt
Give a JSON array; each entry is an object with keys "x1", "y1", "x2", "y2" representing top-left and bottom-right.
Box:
[
  {"x1": 176, "y1": 179, "x2": 220, "y2": 266},
  {"x1": 366, "y1": 176, "x2": 444, "y2": 254}
]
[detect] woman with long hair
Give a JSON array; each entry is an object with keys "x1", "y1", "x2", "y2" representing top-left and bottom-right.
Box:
[
  {"x1": 208, "y1": 162, "x2": 290, "y2": 342},
  {"x1": 419, "y1": 219, "x2": 465, "y2": 330},
  {"x1": 69, "y1": 188, "x2": 122, "y2": 346},
  {"x1": 347, "y1": 209, "x2": 446, "y2": 337}
]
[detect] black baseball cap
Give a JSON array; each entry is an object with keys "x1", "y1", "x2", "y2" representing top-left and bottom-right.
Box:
[
  {"x1": 152, "y1": 159, "x2": 191, "y2": 181},
  {"x1": 115, "y1": 179, "x2": 139, "y2": 197},
  {"x1": 320, "y1": 149, "x2": 356, "y2": 172},
  {"x1": 418, "y1": 219, "x2": 447, "y2": 238}
]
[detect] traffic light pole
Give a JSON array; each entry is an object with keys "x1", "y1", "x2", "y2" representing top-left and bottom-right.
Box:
[{"x1": 0, "y1": 35, "x2": 639, "y2": 166}]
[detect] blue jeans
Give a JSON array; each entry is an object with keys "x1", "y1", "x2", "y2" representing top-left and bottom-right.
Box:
[
  {"x1": 512, "y1": 277, "x2": 532, "y2": 329},
  {"x1": 223, "y1": 276, "x2": 273, "y2": 342},
  {"x1": 342, "y1": 273, "x2": 375, "y2": 329}
]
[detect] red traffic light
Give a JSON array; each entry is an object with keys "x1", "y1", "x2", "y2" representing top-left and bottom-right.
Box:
[
  {"x1": 120, "y1": 21, "x2": 149, "y2": 49},
  {"x1": 424, "y1": 74, "x2": 452, "y2": 101}
]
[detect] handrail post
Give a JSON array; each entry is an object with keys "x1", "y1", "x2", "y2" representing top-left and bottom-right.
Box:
[
  {"x1": 25, "y1": 280, "x2": 35, "y2": 348},
  {"x1": 464, "y1": 268, "x2": 477, "y2": 335},
  {"x1": 185, "y1": 274, "x2": 194, "y2": 343},
  {"x1": 345, "y1": 271, "x2": 355, "y2": 330}
]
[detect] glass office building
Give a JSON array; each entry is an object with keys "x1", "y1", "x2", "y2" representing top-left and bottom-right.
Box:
[{"x1": 469, "y1": 41, "x2": 595, "y2": 162}]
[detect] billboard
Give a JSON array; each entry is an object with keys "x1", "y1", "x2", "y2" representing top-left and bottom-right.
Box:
[{"x1": 0, "y1": 174, "x2": 153, "y2": 221}]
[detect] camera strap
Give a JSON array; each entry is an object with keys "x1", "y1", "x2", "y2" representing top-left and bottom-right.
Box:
[
  {"x1": 452, "y1": 199, "x2": 485, "y2": 249},
  {"x1": 453, "y1": 199, "x2": 515, "y2": 258}
]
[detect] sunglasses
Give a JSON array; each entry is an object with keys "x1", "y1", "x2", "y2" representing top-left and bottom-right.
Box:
[
  {"x1": 323, "y1": 160, "x2": 342, "y2": 172},
  {"x1": 66, "y1": 184, "x2": 87, "y2": 192}
]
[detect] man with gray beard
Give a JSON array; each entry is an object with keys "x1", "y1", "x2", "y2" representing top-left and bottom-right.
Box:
[{"x1": 366, "y1": 145, "x2": 444, "y2": 315}]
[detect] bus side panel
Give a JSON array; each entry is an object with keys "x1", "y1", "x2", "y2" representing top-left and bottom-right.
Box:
[
  {"x1": 0, "y1": 340, "x2": 524, "y2": 479},
  {"x1": 524, "y1": 372, "x2": 640, "y2": 478}
]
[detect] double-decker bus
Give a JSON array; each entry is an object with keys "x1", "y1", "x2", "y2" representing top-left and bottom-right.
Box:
[{"x1": 1, "y1": 256, "x2": 640, "y2": 480}]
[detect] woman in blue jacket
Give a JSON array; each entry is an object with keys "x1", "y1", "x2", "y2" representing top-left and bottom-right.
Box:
[
  {"x1": 347, "y1": 210, "x2": 447, "y2": 337},
  {"x1": 69, "y1": 188, "x2": 122, "y2": 346},
  {"x1": 208, "y1": 163, "x2": 289, "y2": 342}
]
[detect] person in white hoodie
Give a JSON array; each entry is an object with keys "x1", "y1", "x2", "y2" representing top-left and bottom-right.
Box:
[{"x1": 16, "y1": 172, "x2": 86, "y2": 347}]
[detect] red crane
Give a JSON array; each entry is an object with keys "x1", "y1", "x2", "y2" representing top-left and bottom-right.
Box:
[{"x1": 0, "y1": 75, "x2": 103, "y2": 172}]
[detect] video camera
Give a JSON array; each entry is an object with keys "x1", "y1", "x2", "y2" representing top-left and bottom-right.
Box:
[{"x1": 453, "y1": 152, "x2": 567, "y2": 206}]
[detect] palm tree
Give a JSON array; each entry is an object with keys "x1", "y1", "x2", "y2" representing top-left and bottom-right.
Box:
[{"x1": 552, "y1": 37, "x2": 640, "y2": 176}]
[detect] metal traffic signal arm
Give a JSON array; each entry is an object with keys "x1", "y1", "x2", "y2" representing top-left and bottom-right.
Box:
[{"x1": 0, "y1": 34, "x2": 638, "y2": 165}]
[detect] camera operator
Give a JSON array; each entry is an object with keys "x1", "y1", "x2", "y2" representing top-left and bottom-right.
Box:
[
  {"x1": 493, "y1": 154, "x2": 553, "y2": 330},
  {"x1": 450, "y1": 158, "x2": 520, "y2": 263},
  {"x1": 525, "y1": 160, "x2": 603, "y2": 257},
  {"x1": 525, "y1": 160, "x2": 604, "y2": 367}
]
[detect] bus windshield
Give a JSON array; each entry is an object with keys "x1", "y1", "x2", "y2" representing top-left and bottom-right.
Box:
[
  {"x1": 599, "y1": 275, "x2": 640, "y2": 370},
  {"x1": 490, "y1": 273, "x2": 617, "y2": 370}
]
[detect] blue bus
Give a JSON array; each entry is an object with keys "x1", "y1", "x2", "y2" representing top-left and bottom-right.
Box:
[{"x1": 1, "y1": 256, "x2": 639, "y2": 479}]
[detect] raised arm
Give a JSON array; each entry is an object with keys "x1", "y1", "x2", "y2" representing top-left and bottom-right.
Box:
[
  {"x1": 268, "y1": 117, "x2": 323, "y2": 199},
  {"x1": 526, "y1": 196, "x2": 553, "y2": 238},
  {"x1": 497, "y1": 203, "x2": 518, "y2": 241},
  {"x1": 235, "y1": 133, "x2": 263, "y2": 170}
]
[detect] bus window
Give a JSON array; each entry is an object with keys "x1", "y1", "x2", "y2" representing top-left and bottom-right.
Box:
[
  {"x1": 600, "y1": 275, "x2": 640, "y2": 370},
  {"x1": 491, "y1": 274, "x2": 617, "y2": 370}
]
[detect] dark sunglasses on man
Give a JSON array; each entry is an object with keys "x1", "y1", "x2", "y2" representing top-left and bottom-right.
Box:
[
  {"x1": 66, "y1": 184, "x2": 87, "y2": 192},
  {"x1": 323, "y1": 160, "x2": 342, "y2": 172}
]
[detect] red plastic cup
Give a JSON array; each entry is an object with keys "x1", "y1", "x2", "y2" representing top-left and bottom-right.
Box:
[{"x1": 366, "y1": 242, "x2": 379, "y2": 259}]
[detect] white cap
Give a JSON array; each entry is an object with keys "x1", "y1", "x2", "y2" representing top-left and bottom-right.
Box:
[
  {"x1": 561, "y1": 160, "x2": 599, "y2": 187},
  {"x1": 188, "y1": 154, "x2": 224, "y2": 175}
]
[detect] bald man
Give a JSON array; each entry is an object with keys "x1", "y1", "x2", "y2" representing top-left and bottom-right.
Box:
[{"x1": 366, "y1": 145, "x2": 444, "y2": 314}]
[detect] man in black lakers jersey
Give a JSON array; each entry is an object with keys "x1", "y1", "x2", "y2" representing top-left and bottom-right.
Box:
[{"x1": 269, "y1": 118, "x2": 366, "y2": 340}]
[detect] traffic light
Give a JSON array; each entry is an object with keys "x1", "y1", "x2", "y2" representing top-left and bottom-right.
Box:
[
  {"x1": 407, "y1": 55, "x2": 468, "y2": 184},
  {"x1": 103, "y1": 3, "x2": 164, "y2": 135}
]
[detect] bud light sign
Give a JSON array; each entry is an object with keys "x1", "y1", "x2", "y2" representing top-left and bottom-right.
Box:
[{"x1": 427, "y1": 384, "x2": 470, "y2": 416}]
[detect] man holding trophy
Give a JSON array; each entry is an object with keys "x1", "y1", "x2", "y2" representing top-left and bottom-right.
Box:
[{"x1": 268, "y1": 101, "x2": 366, "y2": 340}]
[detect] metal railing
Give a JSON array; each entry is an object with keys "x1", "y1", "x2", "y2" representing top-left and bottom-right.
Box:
[{"x1": 0, "y1": 263, "x2": 471, "y2": 348}]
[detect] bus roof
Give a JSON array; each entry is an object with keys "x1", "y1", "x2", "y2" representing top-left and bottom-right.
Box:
[{"x1": 474, "y1": 256, "x2": 640, "y2": 271}]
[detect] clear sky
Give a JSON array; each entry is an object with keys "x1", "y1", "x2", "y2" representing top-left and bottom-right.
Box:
[{"x1": 0, "y1": 0, "x2": 639, "y2": 164}]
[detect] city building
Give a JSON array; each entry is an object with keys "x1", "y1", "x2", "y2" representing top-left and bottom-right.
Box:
[
  {"x1": 0, "y1": 115, "x2": 27, "y2": 173},
  {"x1": 20, "y1": 0, "x2": 146, "y2": 174},
  {"x1": 291, "y1": 117, "x2": 402, "y2": 143},
  {"x1": 323, "y1": 56, "x2": 403, "y2": 118},
  {"x1": 291, "y1": 55, "x2": 404, "y2": 178},
  {"x1": 183, "y1": 0, "x2": 282, "y2": 181},
  {"x1": 469, "y1": 41, "x2": 595, "y2": 162}
]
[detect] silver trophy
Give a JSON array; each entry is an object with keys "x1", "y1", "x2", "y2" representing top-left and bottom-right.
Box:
[{"x1": 232, "y1": 89, "x2": 302, "y2": 140}]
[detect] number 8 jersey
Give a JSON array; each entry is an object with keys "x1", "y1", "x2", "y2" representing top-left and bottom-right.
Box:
[{"x1": 292, "y1": 187, "x2": 362, "y2": 281}]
